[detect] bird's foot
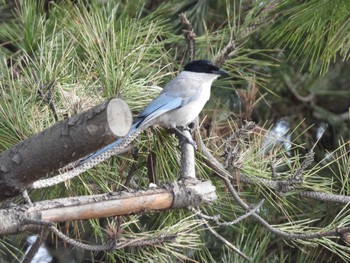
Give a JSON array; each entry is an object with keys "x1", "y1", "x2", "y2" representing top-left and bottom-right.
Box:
[
  {"x1": 170, "y1": 127, "x2": 197, "y2": 150},
  {"x1": 178, "y1": 123, "x2": 196, "y2": 134},
  {"x1": 181, "y1": 138, "x2": 197, "y2": 150}
]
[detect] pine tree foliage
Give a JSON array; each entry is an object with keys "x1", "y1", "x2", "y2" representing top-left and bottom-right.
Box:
[
  {"x1": 0, "y1": 0, "x2": 349, "y2": 262},
  {"x1": 266, "y1": 0, "x2": 350, "y2": 74}
]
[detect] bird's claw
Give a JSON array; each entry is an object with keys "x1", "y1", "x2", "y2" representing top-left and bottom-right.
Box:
[
  {"x1": 181, "y1": 137, "x2": 197, "y2": 150},
  {"x1": 170, "y1": 127, "x2": 197, "y2": 150},
  {"x1": 179, "y1": 123, "x2": 196, "y2": 134}
]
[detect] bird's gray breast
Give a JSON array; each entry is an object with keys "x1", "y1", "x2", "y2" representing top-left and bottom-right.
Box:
[{"x1": 156, "y1": 77, "x2": 211, "y2": 128}]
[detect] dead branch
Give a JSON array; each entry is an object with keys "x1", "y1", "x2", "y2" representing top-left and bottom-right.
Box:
[{"x1": 0, "y1": 179, "x2": 216, "y2": 236}]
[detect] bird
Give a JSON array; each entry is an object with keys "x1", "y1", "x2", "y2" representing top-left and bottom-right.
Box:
[{"x1": 79, "y1": 59, "x2": 227, "y2": 164}]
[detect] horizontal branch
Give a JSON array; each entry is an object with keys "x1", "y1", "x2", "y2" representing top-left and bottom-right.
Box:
[
  {"x1": 0, "y1": 98, "x2": 132, "y2": 201},
  {"x1": 0, "y1": 179, "x2": 217, "y2": 235},
  {"x1": 200, "y1": 139, "x2": 350, "y2": 204}
]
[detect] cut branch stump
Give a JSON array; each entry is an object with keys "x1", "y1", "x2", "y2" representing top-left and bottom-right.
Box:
[{"x1": 0, "y1": 98, "x2": 132, "y2": 200}]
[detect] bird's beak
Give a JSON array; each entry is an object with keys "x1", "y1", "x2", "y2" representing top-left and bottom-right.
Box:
[{"x1": 214, "y1": 69, "x2": 229, "y2": 77}]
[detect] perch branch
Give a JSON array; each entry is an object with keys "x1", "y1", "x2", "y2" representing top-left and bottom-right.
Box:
[{"x1": 0, "y1": 180, "x2": 216, "y2": 235}]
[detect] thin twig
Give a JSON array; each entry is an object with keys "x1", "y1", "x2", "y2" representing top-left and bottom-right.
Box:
[
  {"x1": 209, "y1": 150, "x2": 350, "y2": 239},
  {"x1": 202, "y1": 220, "x2": 251, "y2": 261},
  {"x1": 221, "y1": 172, "x2": 350, "y2": 240},
  {"x1": 124, "y1": 147, "x2": 139, "y2": 187},
  {"x1": 21, "y1": 218, "x2": 176, "y2": 251},
  {"x1": 198, "y1": 138, "x2": 350, "y2": 239},
  {"x1": 147, "y1": 151, "x2": 157, "y2": 184},
  {"x1": 37, "y1": 80, "x2": 59, "y2": 121},
  {"x1": 179, "y1": 12, "x2": 196, "y2": 61},
  {"x1": 192, "y1": 198, "x2": 265, "y2": 226},
  {"x1": 200, "y1": 138, "x2": 350, "y2": 204},
  {"x1": 284, "y1": 77, "x2": 315, "y2": 104},
  {"x1": 115, "y1": 234, "x2": 177, "y2": 249}
]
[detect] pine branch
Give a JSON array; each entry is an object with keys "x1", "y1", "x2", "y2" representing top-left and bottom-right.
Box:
[{"x1": 199, "y1": 138, "x2": 350, "y2": 241}]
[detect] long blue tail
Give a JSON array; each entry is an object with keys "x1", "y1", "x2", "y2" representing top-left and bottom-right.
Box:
[{"x1": 79, "y1": 123, "x2": 138, "y2": 165}]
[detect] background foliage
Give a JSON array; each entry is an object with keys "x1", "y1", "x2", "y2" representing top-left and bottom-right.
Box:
[{"x1": 0, "y1": 0, "x2": 349, "y2": 262}]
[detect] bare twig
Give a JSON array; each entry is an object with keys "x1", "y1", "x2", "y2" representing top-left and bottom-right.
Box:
[
  {"x1": 124, "y1": 147, "x2": 140, "y2": 188},
  {"x1": 114, "y1": 234, "x2": 177, "y2": 249},
  {"x1": 221, "y1": 172, "x2": 350, "y2": 240},
  {"x1": 200, "y1": 137, "x2": 350, "y2": 204},
  {"x1": 313, "y1": 105, "x2": 350, "y2": 123},
  {"x1": 192, "y1": 198, "x2": 264, "y2": 226},
  {"x1": 283, "y1": 73, "x2": 315, "y2": 104},
  {"x1": 202, "y1": 220, "x2": 251, "y2": 261},
  {"x1": 200, "y1": 133, "x2": 350, "y2": 240},
  {"x1": 147, "y1": 151, "x2": 157, "y2": 184},
  {"x1": 37, "y1": 81, "x2": 59, "y2": 121},
  {"x1": 199, "y1": 139, "x2": 350, "y2": 240},
  {"x1": 21, "y1": 218, "x2": 176, "y2": 252},
  {"x1": 179, "y1": 12, "x2": 196, "y2": 61}
]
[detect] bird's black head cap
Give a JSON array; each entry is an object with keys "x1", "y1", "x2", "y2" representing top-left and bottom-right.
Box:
[{"x1": 183, "y1": 59, "x2": 227, "y2": 76}]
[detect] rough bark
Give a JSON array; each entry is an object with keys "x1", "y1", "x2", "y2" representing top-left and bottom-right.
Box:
[
  {"x1": 180, "y1": 129, "x2": 196, "y2": 179},
  {"x1": 0, "y1": 98, "x2": 132, "y2": 201},
  {"x1": 0, "y1": 180, "x2": 217, "y2": 235}
]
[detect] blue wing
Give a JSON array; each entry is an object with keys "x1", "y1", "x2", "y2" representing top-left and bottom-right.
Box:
[{"x1": 135, "y1": 92, "x2": 183, "y2": 128}]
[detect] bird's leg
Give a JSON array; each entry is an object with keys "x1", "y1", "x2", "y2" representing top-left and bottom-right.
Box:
[
  {"x1": 170, "y1": 127, "x2": 197, "y2": 150},
  {"x1": 186, "y1": 121, "x2": 197, "y2": 134}
]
